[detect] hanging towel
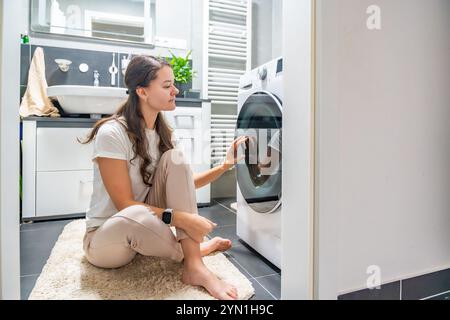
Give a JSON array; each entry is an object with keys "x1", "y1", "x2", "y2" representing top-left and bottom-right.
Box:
[{"x1": 19, "y1": 47, "x2": 60, "y2": 118}]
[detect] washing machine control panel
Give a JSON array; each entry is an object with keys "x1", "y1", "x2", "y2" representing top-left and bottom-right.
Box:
[
  {"x1": 276, "y1": 58, "x2": 283, "y2": 74},
  {"x1": 239, "y1": 57, "x2": 283, "y2": 92}
]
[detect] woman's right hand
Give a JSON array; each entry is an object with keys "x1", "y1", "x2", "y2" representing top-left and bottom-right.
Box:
[{"x1": 178, "y1": 212, "x2": 217, "y2": 243}]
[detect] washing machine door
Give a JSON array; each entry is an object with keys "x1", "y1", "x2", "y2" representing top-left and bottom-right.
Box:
[{"x1": 236, "y1": 91, "x2": 282, "y2": 214}]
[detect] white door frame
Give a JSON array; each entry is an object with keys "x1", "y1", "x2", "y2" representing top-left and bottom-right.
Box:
[
  {"x1": 0, "y1": 0, "x2": 22, "y2": 299},
  {"x1": 281, "y1": 0, "x2": 316, "y2": 299}
]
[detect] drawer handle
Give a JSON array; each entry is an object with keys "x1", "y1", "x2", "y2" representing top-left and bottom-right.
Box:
[
  {"x1": 175, "y1": 137, "x2": 195, "y2": 144},
  {"x1": 174, "y1": 115, "x2": 195, "y2": 119},
  {"x1": 174, "y1": 115, "x2": 195, "y2": 128}
]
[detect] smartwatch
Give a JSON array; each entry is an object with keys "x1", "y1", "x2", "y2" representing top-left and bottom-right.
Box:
[{"x1": 162, "y1": 208, "x2": 174, "y2": 225}]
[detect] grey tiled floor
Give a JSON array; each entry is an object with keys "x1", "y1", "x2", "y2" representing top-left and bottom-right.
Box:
[
  {"x1": 206, "y1": 198, "x2": 281, "y2": 300},
  {"x1": 20, "y1": 219, "x2": 76, "y2": 300},
  {"x1": 20, "y1": 198, "x2": 281, "y2": 300}
]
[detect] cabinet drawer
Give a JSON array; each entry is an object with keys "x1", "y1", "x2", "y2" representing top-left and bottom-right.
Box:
[
  {"x1": 36, "y1": 170, "x2": 93, "y2": 217},
  {"x1": 36, "y1": 127, "x2": 94, "y2": 171},
  {"x1": 174, "y1": 129, "x2": 207, "y2": 166},
  {"x1": 164, "y1": 107, "x2": 202, "y2": 130}
]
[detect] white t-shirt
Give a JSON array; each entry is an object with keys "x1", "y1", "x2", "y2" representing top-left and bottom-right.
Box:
[{"x1": 85, "y1": 118, "x2": 163, "y2": 230}]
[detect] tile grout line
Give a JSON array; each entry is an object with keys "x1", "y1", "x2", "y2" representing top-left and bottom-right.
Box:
[
  {"x1": 214, "y1": 200, "x2": 236, "y2": 214},
  {"x1": 20, "y1": 227, "x2": 68, "y2": 233},
  {"x1": 213, "y1": 200, "x2": 237, "y2": 215},
  {"x1": 251, "y1": 276, "x2": 278, "y2": 300},
  {"x1": 214, "y1": 223, "x2": 237, "y2": 228},
  {"x1": 420, "y1": 289, "x2": 450, "y2": 300},
  {"x1": 228, "y1": 257, "x2": 278, "y2": 300},
  {"x1": 253, "y1": 273, "x2": 280, "y2": 280},
  {"x1": 20, "y1": 227, "x2": 63, "y2": 233},
  {"x1": 228, "y1": 257, "x2": 253, "y2": 279},
  {"x1": 20, "y1": 273, "x2": 40, "y2": 278}
]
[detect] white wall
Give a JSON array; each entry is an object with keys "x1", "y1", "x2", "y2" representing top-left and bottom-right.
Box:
[
  {"x1": 251, "y1": 0, "x2": 283, "y2": 68},
  {"x1": 316, "y1": 0, "x2": 450, "y2": 296},
  {"x1": 190, "y1": 0, "x2": 203, "y2": 92},
  {"x1": 0, "y1": 0, "x2": 22, "y2": 299},
  {"x1": 0, "y1": 0, "x2": 2, "y2": 298},
  {"x1": 251, "y1": 0, "x2": 272, "y2": 68},
  {"x1": 155, "y1": 0, "x2": 191, "y2": 45},
  {"x1": 271, "y1": 0, "x2": 282, "y2": 59}
]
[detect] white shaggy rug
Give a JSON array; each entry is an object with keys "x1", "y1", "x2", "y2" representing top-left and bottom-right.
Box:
[{"x1": 28, "y1": 219, "x2": 254, "y2": 300}]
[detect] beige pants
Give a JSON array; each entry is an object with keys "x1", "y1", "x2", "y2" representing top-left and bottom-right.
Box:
[{"x1": 83, "y1": 150, "x2": 198, "y2": 269}]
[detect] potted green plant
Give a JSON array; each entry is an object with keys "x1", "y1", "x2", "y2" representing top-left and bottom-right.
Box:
[{"x1": 168, "y1": 50, "x2": 196, "y2": 97}]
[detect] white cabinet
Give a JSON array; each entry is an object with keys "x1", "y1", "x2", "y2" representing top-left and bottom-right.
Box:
[
  {"x1": 36, "y1": 127, "x2": 93, "y2": 171},
  {"x1": 36, "y1": 170, "x2": 93, "y2": 216},
  {"x1": 22, "y1": 120, "x2": 94, "y2": 220}
]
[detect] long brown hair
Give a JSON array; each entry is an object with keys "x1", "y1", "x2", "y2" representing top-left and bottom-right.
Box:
[{"x1": 81, "y1": 55, "x2": 174, "y2": 187}]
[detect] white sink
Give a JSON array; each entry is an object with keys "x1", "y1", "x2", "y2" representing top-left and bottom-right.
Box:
[{"x1": 47, "y1": 85, "x2": 127, "y2": 117}]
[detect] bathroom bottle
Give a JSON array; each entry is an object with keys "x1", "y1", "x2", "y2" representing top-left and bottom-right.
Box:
[
  {"x1": 93, "y1": 70, "x2": 99, "y2": 87},
  {"x1": 21, "y1": 32, "x2": 29, "y2": 44}
]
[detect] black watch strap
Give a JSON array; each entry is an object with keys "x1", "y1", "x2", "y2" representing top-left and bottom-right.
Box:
[{"x1": 162, "y1": 208, "x2": 174, "y2": 225}]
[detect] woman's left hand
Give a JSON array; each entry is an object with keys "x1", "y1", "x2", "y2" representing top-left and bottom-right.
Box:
[{"x1": 222, "y1": 136, "x2": 248, "y2": 171}]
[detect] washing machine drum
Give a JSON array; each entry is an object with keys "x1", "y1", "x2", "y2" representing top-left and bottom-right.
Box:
[{"x1": 236, "y1": 92, "x2": 282, "y2": 214}]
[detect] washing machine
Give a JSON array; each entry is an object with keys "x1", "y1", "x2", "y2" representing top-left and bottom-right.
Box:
[{"x1": 236, "y1": 57, "x2": 283, "y2": 269}]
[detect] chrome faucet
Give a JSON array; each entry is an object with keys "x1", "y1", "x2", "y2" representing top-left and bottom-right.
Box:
[{"x1": 93, "y1": 70, "x2": 100, "y2": 87}]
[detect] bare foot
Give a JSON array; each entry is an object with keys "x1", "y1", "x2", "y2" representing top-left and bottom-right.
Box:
[
  {"x1": 182, "y1": 263, "x2": 238, "y2": 300},
  {"x1": 200, "y1": 237, "x2": 232, "y2": 257}
]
